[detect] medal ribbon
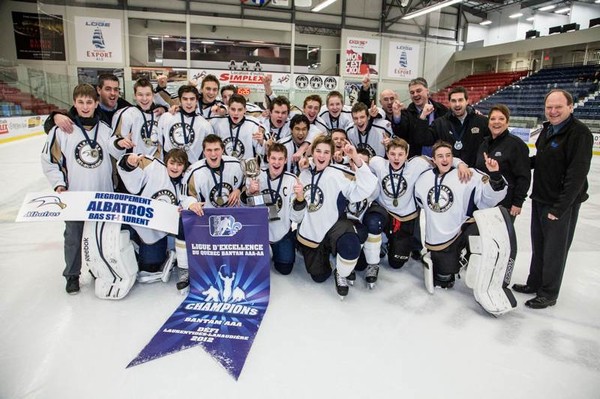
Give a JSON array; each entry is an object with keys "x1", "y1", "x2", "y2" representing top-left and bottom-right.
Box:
[
  {"x1": 137, "y1": 106, "x2": 155, "y2": 140},
  {"x1": 388, "y1": 163, "x2": 405, "y2": 203},
  {"x1": 309, "y1": 167, "x2": 324, "y2": 206},
  {"x1": 180, "y1": 111, "x2": 196, "y2": 146},
  {"x1": 209, "y1": 163, "x2": 225, "y2": 199},
  {"x1": 74, "y1": 116, "x2": 99, "y2": 150},
  {"x1": 266, "y1": 171, "x2": 284, "y2": 204},
  {"x1": 228, "y1": 116, "x2": 244, "y2": 155}
]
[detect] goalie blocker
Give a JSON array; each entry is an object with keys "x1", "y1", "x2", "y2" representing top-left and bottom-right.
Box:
[{"x1": 421, "y1": 207, "x2": 517, "y2": 316}]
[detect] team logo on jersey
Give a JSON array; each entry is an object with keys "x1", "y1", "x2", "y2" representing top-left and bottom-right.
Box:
[
  {"x1": 356, "y1": 142, "x2": 376, "y2": 158},
  {"x1": 303, "y1": 184, "x2": 324, "y2": 212},
  {"x1": 209, "y1": 215, "x2": 242, "y2": 237},
  {"x1": 141, "y1": 120, "x2": 159, "y2": 147},
  {"x1": 310, "y1": 76, "x2": 323, "y2": 90},
  {"x1": 75, "y1": 140, "x2": 103, "y2": 169},
  {"x1": 471, "y1": 127, "x2": 480, "y2": 134},
  {"x1": 209, "y1": 182, "x2": 234, "y2": 207},
  {"x1": 169, "y1": 123, "x2": 195, "y2": 149},
  {"x1": 347, "y1": 198, "x2": 368, "y2": 218},
  {"x1": 152, "y1": 189, "x2": 177, "y2": 205},
  {"x1": 223, "y1": 137, "x2": 246, "y2": 160},
  {"x1": 382, "y1": 175, "x2": 408, "y2": 199},
  {"x1": 426, "y1": 185, "x2": 454, "y2": 212}
]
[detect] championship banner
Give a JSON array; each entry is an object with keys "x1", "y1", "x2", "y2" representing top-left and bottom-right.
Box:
[
  {"x1": 16, "y1": 191, "x2": 179, "y2": 234},
  {"x1": 128, "y1": 208, "x2": 270, "y2": 380}
]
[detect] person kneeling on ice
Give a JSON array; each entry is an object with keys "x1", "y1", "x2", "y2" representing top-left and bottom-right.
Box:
[
  {"x1": 117, "y1": 148, "x2": 189, "y2": 283},
  {"x1": 296, "y1": 135, "x2": 378, "y2": 299},
  {"x1": 361, "y1": 138, "x2": 471, "y2": 289},
  {"x1": 241, "y1": 143, "x2": 305, "y2": 275},
  {"x1": 414, "y1": 141, "x2": 506, "y2": 290}
]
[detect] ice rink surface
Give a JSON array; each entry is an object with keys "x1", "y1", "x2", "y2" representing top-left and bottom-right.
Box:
[{"x1": 1, "y1": 135, "x2": 599, "y2": 399}]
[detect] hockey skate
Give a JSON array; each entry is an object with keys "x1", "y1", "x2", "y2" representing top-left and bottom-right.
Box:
[
  {"x1": 176, "y1": 268, "x2": 190, "y2": 295},
  {"x1": 334, "y1": 269, "x2": 349, "y2": 300},
  {"x1": 346, "y1": 270, "x2": 356, "y2": 286},
  {"x1": 365, "y1": 264, "x2": 379, "y2": 289}
]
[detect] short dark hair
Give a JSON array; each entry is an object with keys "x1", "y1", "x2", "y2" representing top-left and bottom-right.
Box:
[
  {"x1": 164, "y1": 148, "x2": 189, "y2": 169},
  {"x1": 221, "y1": 84, "x2": 237, "y2": 95},
  {"x1": 408, "y1": 77, "x2": 428, "y2": 88},
  {"x1": 544, "y1": 89, "x2": 573, "y2": 106},
  {"x1": 351, "y1": 102, "x2": 368, "y2": 115},
  {"x1": 228, "y1": 94, "x2": 247, "y2": 107},
  {"x1": 200, "y1": 74, "x2": 220, "y2": 89},
  {"x1": 267, "y1": 142, "x2": 288, "y2": 159},
  {"x1": 432, "y1": 140, "x2": 453, "y2": 156},
  {"x1": 448, "y1": 86, "x2": 468, "y2": 101},
  {"x1": 202, "y1": 134, "x2": 225, "y2": 150},
  {"x1": 270, "y1": 95, "x2": 291, "y2": 112},
  {"x1": 97, "y1": 74, "x2": 119, "y2": 88},
  {"x1": 73, "y1": 83, "x2": 98, "y2": 101},
  {"x1": 178, "y1": 85, "x2": 199, "y2": 100},
  {"x1": 133, "y1": 78, "x2": 153, "y2": 94},
  {"x1": 330, "y1": 128, "x2": 347, "y2": 137},
  {"x1": 303, "y1": 94, "x2": 322, "y2": 109},
  {"x1": 290, "y1": 114, "x2": 310, "y2": 130},
  {"x1": 488, "y1": 104, "x2": 510, "y2": 121}
]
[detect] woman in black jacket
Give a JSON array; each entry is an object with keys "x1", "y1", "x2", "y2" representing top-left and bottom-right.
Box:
[{"x1": 475, "y1": 104, "x2": 531, "y2": 221}]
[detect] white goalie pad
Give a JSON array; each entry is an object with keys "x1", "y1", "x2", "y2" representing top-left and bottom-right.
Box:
[
  {"x1": 82, "y1": 222, "x2": 138, "y2": 300},
  {"x1": 137, "y1": 250, "x2": 176, "y2": 284},
  {"x1": 466, "y1": 207, "x2": 517, "y2": 316},
  {"x1": 422, "y1": 252, "x2": 434, "y2": 295}
]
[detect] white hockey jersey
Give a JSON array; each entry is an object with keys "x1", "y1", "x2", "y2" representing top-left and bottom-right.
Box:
[
  {"x1": 261, "y1": 117, "x2": 291, "y2": 142},
  {"x1": 318, "y1": 106, "x2": 354, "y2": 132},
  {"x1": 117, "y1": 154, "x2": 181, "y2": 244},
  {"x1": 42, "y1": 119, "x2": 116, "y2": 192},
  {"x1": 346, "y1": 118, "x2": 393, "y2": 158},
  {"x1": 246, "y1": 170, "x2": 304, "y2": 243},
  {"x1": 111, "y1": 105, "x2": 162, "y2": 159},
  {"x1": 414, "y1": 168, "x2": 507, "y2": 250},
  {"x1": 297, "y1": 162, "x2": 378, "y2": 247},
  {"x1": 210, "y1": 115, "x2": 265, "y2": 160},
  {"x1": 180, "y1": 155, "x2": 244, "y2": 210},
  {"x1": 159, "y1": 110, "x2": 213, "y2": 162}
]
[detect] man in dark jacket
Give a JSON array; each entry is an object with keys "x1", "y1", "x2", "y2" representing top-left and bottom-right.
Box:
[
  {"x1": 513, "y1": 89, "x2": 593, "y2": 309},
  {"x1": 415, "y1": 86, "x2": 489, "y2": 167}
]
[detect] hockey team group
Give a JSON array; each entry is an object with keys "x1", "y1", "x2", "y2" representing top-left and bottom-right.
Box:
[{"x1": 40, "y1": 71, "x2": 593, "y2": 315}]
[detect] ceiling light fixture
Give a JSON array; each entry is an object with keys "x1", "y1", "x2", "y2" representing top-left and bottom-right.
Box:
[
  {"x1": 311, "y1": 0, "x2": 337, "y2": 12},
  {"x1": 538, "y1": 5, "x2": 556, "y2": 11},
  {"x1": 480, "y1": 20, "x2": 492, "y2": 25},
  {"x1": 509, "y1": 12, "x2": 524, "y2": 18},
  {"x1": 526, "y1": 16, "x2": 535, "y2": 21},
  {"x1": 401, "y1": 0, "x2": 463, "y2": 20},
  {"x1": 554, "y1": 7, "x2": 571, "y2": 14}
]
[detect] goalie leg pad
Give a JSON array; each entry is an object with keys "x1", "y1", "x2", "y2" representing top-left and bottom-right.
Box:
[
  {"x1": 468, "y1": 207, "x2": 518, "y2": 316},
  {"x1": 82, "y1": 222, "x2": 138, "y2": 300}
]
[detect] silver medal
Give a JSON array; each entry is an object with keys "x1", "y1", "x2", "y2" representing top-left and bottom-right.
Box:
[
  {"x1": 183, "y1": 144, "x2": 190, "y2": 151},
  {"x1": 308, "y1": 203, "x2": 317, "y2": 212},
  {"x1": 90, "y1": 148, "x2": 99, "y2": 158},
  {"x1": 216, "y1": 197, "x2": 225, "y2": 206},
  {"x1": 433, "y1": 203, "x2": 441, "y2": 212},
  {"x1": 231, "y1": 150, "x2": 239, "y2": 158},
  {"x1": 143, "y1": 138, "x2": 153, "y2": 146},
  {"x1": 454, "y1": 141, "x2": 463, "y2": 150}
]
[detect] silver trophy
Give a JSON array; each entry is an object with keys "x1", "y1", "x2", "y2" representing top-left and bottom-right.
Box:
[{"x1": 242, "y1": 157, "x2": 280, "y2": 220}]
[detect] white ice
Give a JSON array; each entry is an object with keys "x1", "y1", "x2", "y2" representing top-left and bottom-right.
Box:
[{"x1": 1, "y1": 135, "x2": 599, "y2": 399}]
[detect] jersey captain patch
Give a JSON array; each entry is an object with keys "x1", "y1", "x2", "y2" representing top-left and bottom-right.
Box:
[{"x1": 75, "y1": 140, "x2": 104, "y2": 169}]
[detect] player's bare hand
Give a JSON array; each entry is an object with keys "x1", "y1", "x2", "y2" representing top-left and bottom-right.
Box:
[
  {"x1": 169, "y1": 104, "x2": 180, "y2": 115},
  {"x1": 157, "y1": 75, "x2": 168, "y2": 89},
  {"x1": 298, "y1": 156, "x2": 310, "y2": 171},
  {"x1": 55, "y1": 185, "x2": 67, "y2": 193},
  {"x1": 252, "y1": 129, "x2": 265, "y2": 145},
  {"x1": 126, "y1": 153, "x2": 142, "y2": 167},
  {"x1": 55, "y1": 114, "x2": 74, "y2": 133},
  {"x1": 153, "y1": 107, "x2": 165, "y2": 117},
  {"x1": 189, "y1": 201, "x2": 204, "y2": 216},
  {"x1": 457, "y1": 162, "x2": 473, "y2": 183},
  {"x1": 294, "y1": 177, "x2": 304, "y2": 201},
  {"x1": 228, "y1": 189, "x2": 241, "y2": 206},
  {"x1": 247, "y1": 179, "x2": 260, "y2": 195},
  {"x1": 510, "y1": 206, "x2": 521, "y2": 217},
  {"x1": 369, "y1": 100, "x2": 379, "y2": 118}
]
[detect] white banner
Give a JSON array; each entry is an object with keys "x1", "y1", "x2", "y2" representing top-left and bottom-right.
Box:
[
  {"x1": 16, "y1": 192, "x2": 179, "y2": 234},
  {"x1": 188, "y1": 69, "x2": 339, "y2": 92},
  {"x1": 344, "y1": 37, "x2": 380, "y2": 76},
  {"x1": 387, "y1": 41, "x2": 420, "y2": 80},
  {"x1": 0, "y1": 115, "x2": 47, "y2": 143},
  {"x1": 74, "y1": 16, "x2": 123, "y2": 63}
]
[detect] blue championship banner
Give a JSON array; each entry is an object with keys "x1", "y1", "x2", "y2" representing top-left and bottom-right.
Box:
[{"x1": 128, "y1": 208, "x2": 270, "y2": 380}]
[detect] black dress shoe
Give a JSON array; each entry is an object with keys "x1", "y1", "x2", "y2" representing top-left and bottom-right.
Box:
[
  {"x1": 512, "y1": 283, "x2": 537, "y2": 294},
  {"x1": 525, "y1": 296, "x2": 557, "y2": 309}
]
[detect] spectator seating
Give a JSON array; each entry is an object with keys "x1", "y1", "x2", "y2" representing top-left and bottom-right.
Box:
[{"x1": 0, "y1": 80, "x2": 60, "y2": 117}]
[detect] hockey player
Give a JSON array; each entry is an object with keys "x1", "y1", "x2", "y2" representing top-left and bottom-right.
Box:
[
  {"x1": 159, "y1": 85, "x2": 214, "y2": 162},
  {"x1": 197, "y1": 74, "x2": 226, "y2": 119},
  {"x1": 296, "y1": 135, "x2": 378, "y2": 299},
  {"x1": 243, "y1": 143, "x2": 305, "y2": 274},
  {"x1": 262, "y1": 95, "x2": 292, "y2": 142},
  {"x1": 297, "y1": 94, "x2": 329, "y2": 134},
  {"x1": 41, "y1": 83, "x2": 122, "y2": 294},
  {"x1": 319, "y1": 91, "x2": 354, "y2": 132},
  {"x1": 177, "y1": 134, "x2": 244, "y2": 291},
  {"x1": 278, "y1": 114, "x2": 313, "y2": 175},
  {"x1": 117, "y1": 148, "x2": 188, "y2": 276},
  {"x1": 414, "y1": 141, "x2": 507, "y2": 289},
  {"x1": 346, "y1": 102, "x2": 393, "y2": 158},
  {"x1": 361, "y1": 138, "x2": 470, "y2": 288},
  {"x1": 111, "y1": 78, "x2": 163, "y2": 159},
  {"x1": 210, "y1": 94, "x2": 266, "y2": 160}
]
